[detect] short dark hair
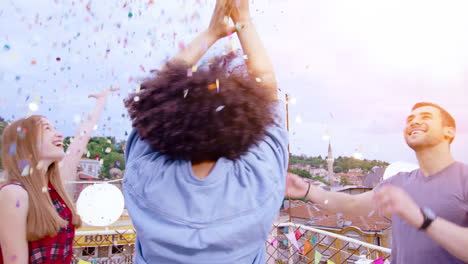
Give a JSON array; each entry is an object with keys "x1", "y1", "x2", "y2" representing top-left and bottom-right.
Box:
[
  {"x1": 124, "y1": 54, "x2": 277, "y2": 163},
  {"x1": 412, "y1": 102, "x2": 456, "y2": 143}
]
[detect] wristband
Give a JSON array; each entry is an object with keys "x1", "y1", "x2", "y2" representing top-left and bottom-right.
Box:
[{"x1": 303, "y1": 182, "x2": 311, "y2": 200}]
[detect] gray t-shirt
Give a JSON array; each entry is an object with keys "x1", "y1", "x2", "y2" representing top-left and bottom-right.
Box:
[{"x1": 377, "y1": 161, "x2": 468, "y2": 264}]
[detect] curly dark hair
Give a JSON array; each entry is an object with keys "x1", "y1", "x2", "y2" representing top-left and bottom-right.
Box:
[{"x1": 124, "y1": 54, "x2": 277, "y2": 163}]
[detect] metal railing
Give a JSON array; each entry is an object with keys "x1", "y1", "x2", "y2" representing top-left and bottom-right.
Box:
[
  {"x1": 267, "y1": 222, "x2": 391, "y2": 264},
  {"x1": 72, "y1": 223, "x2": 390, "y2": 264}
]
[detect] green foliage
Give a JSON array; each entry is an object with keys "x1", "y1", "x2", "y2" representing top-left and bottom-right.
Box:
[
  {"x1": 289, "y1": 154, "x2": 325, "y2": 167},
  {"x1": 333, "y1": 156, "x2": 388, "y2": 173},
  {"x1": 311, "y1": 175, "x2": 330, "y2": 186},
  {"x1": 290, "y1": 154, "x2": 388, "y2": 173},
  {"x1": 289, "y1": 168, "x2": 312, "y2": 178},
  {"x1": 340, "y1": 177, "x2": 351, "y2": 186},
  {"x1": 64, "y1": 136, "x2": 126, "y2": 179},
  {"x1": 288, "y1": 168, "x2": 330, "y2": 186}
]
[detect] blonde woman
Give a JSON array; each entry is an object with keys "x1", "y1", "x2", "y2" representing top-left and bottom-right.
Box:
[{"x1": 0, "y1": 88, "x2": 118, "y2": 263}]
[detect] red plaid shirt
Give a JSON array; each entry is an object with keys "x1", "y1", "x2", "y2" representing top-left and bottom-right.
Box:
[{"x1": 0, "y1": 182, "x2": 75, "y2": 264}]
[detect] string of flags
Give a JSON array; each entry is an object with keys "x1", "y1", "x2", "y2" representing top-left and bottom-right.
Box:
[{"x1": 277, "y1": 231, "x2": 389, "y2": 264}]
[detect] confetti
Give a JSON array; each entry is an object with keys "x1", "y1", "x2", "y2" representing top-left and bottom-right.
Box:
[
  {"x1": 18, "y1": 159, "x2": 30, "y2": 171},
  {"x1": 56, "y1": 57, "x2": 61, "y2": 61},
  {"x1": 207, "y1": 83, "x2": 216, "y2": 90},
  {"x1": 191, "y1": 65, "x2": 198, "y2": 72},
  {"x1": 134, "y1": 96, "x2": 140, "y2": 102},
  {"x1": 3, "y1": 44, "x2": 10, "y2": 51},
  {"x1": 29, "y1": 102, "x2": 39, "y2": 112},
  {"x1": 295, "y1": 116, "x2": 303, "y2": 123},
  {"x1": 42, "y1": 186, "x2": 48, "y2": 193},
  {"x1": 116, "y1": 161, "x2": 121, "y2": 167},
  {"x1": 255, "y1": 77, "x2": 262, "y2": 82},
  {"x1": 21, "y1": 165, "x2": 30, "y2": 176},
  {"x1": 324, "y1": 200, "x2": 329, "y2": 205},
  {"x1": 105, "y1": 147, "x2": 111, "y2": 153},
  {"x1": 16, "y1": 200, "x2": 20, "y2": 208},
  {"x1": 187, "y1": 68, "x2": 192, "y2": 77},
  {"x1": 183, "y1": 89, "x2": 189, "y2": 98},
  {"x1": 9, "y1": 143, "x2": 16, "y2": 156},
  {"x1": 31, "y1": 60, "x2": 37, "y2": 65},
  {"x1": 73, "y1": 115, "x2": 81, "y2": 124},
  {"x1": 128, "y1": 12, "x2": 133, "y2": 18},
  {"x1": 215, "y1": 105, "x2": 225, "y2": 112}
]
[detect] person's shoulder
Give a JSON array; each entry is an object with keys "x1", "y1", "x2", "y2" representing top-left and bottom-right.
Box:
[
  {"x1": 125, "y1": 128, "x2": 156, "y2": 161},
  {"x1": 454, "y1": 161, "x2": 468, "y2": 171},
  {"x1": 378, "y1": 169, "x2": 415, "y2": 187},
  {"x1": 0, "y1": 183, "x2": 29, "y2": 211}
]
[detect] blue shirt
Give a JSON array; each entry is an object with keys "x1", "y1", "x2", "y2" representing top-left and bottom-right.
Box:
[{"x1": 123, "y1": 103, "x2": 288, "y2": 264}]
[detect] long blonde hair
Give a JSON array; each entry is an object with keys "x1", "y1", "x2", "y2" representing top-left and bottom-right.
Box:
[{"x1": 1, "y1": 115, "x2": 81, "y2": 241}]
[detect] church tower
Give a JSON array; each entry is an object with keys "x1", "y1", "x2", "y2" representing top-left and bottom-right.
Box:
[{"x1": 327, "y1": 141, "x2": 335, "y2": 185}]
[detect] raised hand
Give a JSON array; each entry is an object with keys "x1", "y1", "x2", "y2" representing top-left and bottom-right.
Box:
[
  {"x1": 88, "y1": 87, "x2": 120, "y2": 100},
  {"x1": 230, "y1": 0, "x2": 251, "y2": 24},
  {"x1": 208, "y1": 0, "x2": 236, "y2": 39}
]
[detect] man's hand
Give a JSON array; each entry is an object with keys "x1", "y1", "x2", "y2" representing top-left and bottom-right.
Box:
[
  {"x1": 286, "y1": 172, "x2": 312, "y2": 199},
  {"x1": 207, "y1": 0, "x2": 236, "y2": 39},
  {"x1": 373, "y1": 185, "x2": 424, "y2": 228}
]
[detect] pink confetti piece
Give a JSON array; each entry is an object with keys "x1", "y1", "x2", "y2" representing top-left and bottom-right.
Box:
[{"x1": 16, "y1": 200, "x2": 20, "y2": 208}]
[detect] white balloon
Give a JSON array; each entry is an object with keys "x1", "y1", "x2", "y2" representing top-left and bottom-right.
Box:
[
  {"x1": 383, "y1": 161, "x2": 419, "y2": 180},
  {"x1": 76, "y1": 183, "x2": 125, "y2": 227}
]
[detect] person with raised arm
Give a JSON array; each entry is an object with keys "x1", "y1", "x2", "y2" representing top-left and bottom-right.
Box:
[
  {"x1": 123, "y1": 0, "x2": 288, "y2": 263},
  {"x1": 286, "y1": 102, "x2": 468, "y2": 264},
  {"x1": 0, "y1": 88, "x2": 118, "y2": 264}
]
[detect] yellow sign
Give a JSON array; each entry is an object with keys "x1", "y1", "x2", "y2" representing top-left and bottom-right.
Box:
[{"x1": 74, "y1": 233, "x2": 136, "y2": 247}]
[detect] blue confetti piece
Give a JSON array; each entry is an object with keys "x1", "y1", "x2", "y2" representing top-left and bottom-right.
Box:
[
  {"x1": 18, "y1": 159, "x2": 29, "y2": 171},
  {"x1": 9, "y1": 143, "x2": 16, "y2": 156}
]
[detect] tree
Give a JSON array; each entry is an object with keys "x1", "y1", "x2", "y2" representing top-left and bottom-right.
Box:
[
  {"x1": 311, "y1": 175, "x2": 330, "y2": 186},
  {"x1": 289, "y1": 168, "x2": 312, "y2": 179},
  {"x1": 64, "y1": 136, "x2": 126, "y2": 179},
  {"x1": 340, "y1": 177, "x2": 351, "y2": 186}
]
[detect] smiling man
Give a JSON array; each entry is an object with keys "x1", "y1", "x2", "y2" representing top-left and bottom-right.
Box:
[{"x1": 286, "y1": 102, "x2": 468, "y2": 264}]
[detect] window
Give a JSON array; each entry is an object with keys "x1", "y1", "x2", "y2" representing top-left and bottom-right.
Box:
[
  {"x1": 112, "y1": 245, "x2": 124, "y2": 254},
  {"x1": 82, "y1": 247, "x2": 96, "y2": 256}
]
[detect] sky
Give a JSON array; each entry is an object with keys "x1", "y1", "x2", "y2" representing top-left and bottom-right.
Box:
[{"x1": 1, "y1": 0, "x2": 467, "y2": 164}]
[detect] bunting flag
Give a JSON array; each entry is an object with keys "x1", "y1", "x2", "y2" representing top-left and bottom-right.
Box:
[
  {"x1": 78, "y1": 260, "x2": 92, "y2": 264},
  {"x1": 311, "y1": 235, "x2": 317, "y2": 245},
  {"x1": 327, "y1": 260, "x2": 336, "y2": 264},
  {"x1": 283, "y1": 240, "x2": 288, "y2": 246},
  {"x1": 314, "y1": 250, "x2": 323, "y2": 264},
  {"x1": 270, "y1": 238, "x2": 278, "y2": 246},
  {"x1": 285, "y1": 232, "x2": 300, "y2": 250},
  {"x1": 295, "y1": 229, "x2": 302, "y2": 240},
  {"x1": 303, "y1": 240, "x2": 312, "y2": 257},
  {"x1": 282, "y1": 227, "x2": 289, "y2": 234},
  {"x1": 373, "y1": 257, "x2": 384, "y2": 264}
]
